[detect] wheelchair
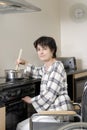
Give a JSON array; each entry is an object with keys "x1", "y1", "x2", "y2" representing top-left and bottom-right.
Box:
[
  {"x1": 30, "y1": 110, "x2": 81, "y2": 130},
  {"x1": 30, "y1": 82, "x2": 87, "y2": 130}
]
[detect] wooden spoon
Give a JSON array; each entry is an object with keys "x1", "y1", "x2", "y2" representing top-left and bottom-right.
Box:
[{"x1": 15, "y1": 49, "x2": 23, "y2": 70}]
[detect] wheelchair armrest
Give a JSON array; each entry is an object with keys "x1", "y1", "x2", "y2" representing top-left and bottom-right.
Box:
[
  {"x1": 30, "y1": 111, "x2": 80, "y2": 130},
  {"x1": 38, "y1": 110, "x2": 76, "y2": 116}
]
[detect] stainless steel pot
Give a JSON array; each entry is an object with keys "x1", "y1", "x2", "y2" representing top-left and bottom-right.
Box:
[{"x1": 5, "y1": 69, "x2": 24, "y2": 81}]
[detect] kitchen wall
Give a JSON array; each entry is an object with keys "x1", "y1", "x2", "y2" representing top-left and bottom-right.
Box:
[
  {"x1": 0, "y1": 0, "x2": 60, "y2": 76},
  {"x1": 60, "y1": 0, "x2": 87, "y2": 69},
  {"x1": 0, "y1": 0, "x2": 87, "y2": 77}
]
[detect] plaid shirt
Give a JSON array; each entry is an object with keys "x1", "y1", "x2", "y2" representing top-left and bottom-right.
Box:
[{"x1": 25, "y1": 61, "x2": 72, "y2": 112}]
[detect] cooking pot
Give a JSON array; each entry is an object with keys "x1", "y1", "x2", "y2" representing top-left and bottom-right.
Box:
[{"x1": 5, "y1": 69, "x2": 25, "y2": 81}]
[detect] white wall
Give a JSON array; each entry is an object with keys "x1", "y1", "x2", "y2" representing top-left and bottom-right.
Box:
[
  {"x1": 0, "y1": 0, "x2": 60, "y2": 76},
  {"x1": 60, "y1": 0, "x2": 87, "y2": 69}
]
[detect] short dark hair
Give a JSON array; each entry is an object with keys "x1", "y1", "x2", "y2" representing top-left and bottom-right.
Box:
[{"x1": 34, "y1": 36, "x2": 57, "y2": 58}]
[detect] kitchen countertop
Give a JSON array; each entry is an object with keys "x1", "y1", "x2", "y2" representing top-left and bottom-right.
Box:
[{"x1": 66, "y1": 69, "x2": 87, "y2": 75}]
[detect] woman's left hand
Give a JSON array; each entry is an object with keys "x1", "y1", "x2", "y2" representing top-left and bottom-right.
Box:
[{"x1": 22, "y1": 96, "x2": 32, "y2": 104}]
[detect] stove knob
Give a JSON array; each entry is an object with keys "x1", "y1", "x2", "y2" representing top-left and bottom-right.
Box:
[
  {"x1": 11, "y1": 92, "x2": 16, "y2": 97},
  {"x1": 5, "y1": 95, "x2": 9, "y2": 100},
  {"x1": 17, "y1": 90, "x2": 21, "y2": 95},
  {"x1": 0, "y1": 95, "x2": 4, "y2": 101}
]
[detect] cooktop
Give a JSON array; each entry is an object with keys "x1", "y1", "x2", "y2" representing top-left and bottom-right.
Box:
[
  {"x1": 0, "y1": 77, "x2": 40, "y2": 91},
  {"x1": 0, "y1": 76, "x2": 32, "y2": 83},
  {"x1": 0, "y1": 77, "x2": 29, "y2": 89}
]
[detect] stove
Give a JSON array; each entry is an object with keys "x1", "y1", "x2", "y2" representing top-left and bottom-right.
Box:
[
  {"x1": 0, "y1": 77, "x2": 38, "y2": 104},
  {"x1": 0, "y1": 77, "x2": 40, "y2": 130}
]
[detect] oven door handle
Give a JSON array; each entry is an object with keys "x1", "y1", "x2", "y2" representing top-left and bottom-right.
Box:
[{"x1": 7, "y1": 100, "x2": 24, "y2": 106}]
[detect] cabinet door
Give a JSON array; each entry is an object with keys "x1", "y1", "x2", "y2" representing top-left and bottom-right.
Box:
[
  {"x1": 67, "y1": 75, "x2": 74, "y2": 101},
  {"x1": 0, "y1": 107, "x2": 5, "y2": 130}
]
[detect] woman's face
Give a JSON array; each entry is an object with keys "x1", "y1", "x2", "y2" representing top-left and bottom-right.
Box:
[{"x1": 36, "y1": 45, "x2": 53, "y2": 62}]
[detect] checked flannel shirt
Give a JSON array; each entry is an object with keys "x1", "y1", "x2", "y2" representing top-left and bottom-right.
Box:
[{"x1": 24, "y1": 60, "x2": 72, "y2": 112}]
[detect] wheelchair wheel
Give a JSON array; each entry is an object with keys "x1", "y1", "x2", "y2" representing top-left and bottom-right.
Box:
[{"x1": 59, "y1": 122, "x2": 87, "y2": 130}]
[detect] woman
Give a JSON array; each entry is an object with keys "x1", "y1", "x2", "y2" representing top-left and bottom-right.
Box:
[{"x1": 16, "y1": 36, "x2": 72, "y2": 130}]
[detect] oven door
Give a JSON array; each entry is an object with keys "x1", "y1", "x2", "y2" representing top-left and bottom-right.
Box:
[{"x1": 6, "y1": 100, "x2": 28, "y2": 130}]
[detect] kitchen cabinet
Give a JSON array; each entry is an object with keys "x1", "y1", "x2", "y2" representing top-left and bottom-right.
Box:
[
  {"x1": 57, "y1": 57, "x2": 87, "y2": 102},
  {"x1": 0, "y1": 106, "x2": 5, "y2": 130},
  {"x1": 67, "y1": 69, "x2": 87, "y2": 102}
]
